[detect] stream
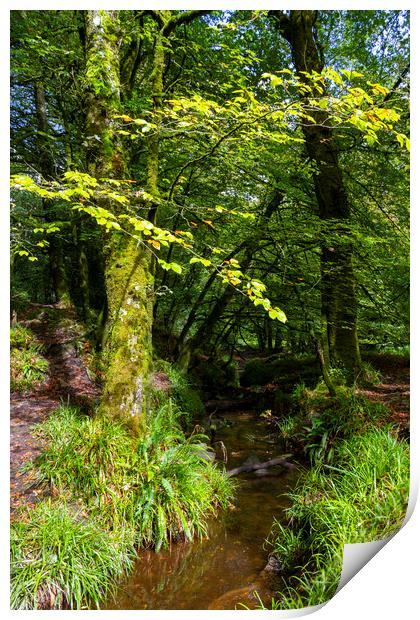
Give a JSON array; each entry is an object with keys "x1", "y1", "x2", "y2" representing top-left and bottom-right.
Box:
[{"x1": 104, "y1": 410, "x2": 299, "y2": 610}]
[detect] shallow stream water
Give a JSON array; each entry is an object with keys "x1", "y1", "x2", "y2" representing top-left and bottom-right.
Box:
[{"x1": 104, "y1": 410, "x2": 299, "y2": 610}]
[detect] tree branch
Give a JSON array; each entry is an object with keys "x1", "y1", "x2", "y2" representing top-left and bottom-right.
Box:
[
  {"x1": 268, "y1": 10, "x2": 292, "y2": 42},
  {"x1": 143, "y1": 10, "x2": 166, "y2": 29},
  {"x1": 384, "y1": 63, "x2": 410, "y2": 103},
  {"x1": 227, "y1": 455, "x2": 296, "y2": 477},
  {"x1": 163, "y1": 10, "x2": 211, "y2": 36}
]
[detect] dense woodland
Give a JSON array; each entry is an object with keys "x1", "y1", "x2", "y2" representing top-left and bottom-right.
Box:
[{"x1": 10, "y1": 10, "x2": 409, "y2": 611}]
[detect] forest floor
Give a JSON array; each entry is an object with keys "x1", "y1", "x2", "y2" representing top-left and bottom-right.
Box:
[
  {"x1": 357, "y1": 355, "x2": 410, "y2": 433},
  {"x1": 10, "y1": 308, "x2": 410, "y2": 512},
  {"x1": 10, "y1": 303, "x2": 101, "y2": 512}
]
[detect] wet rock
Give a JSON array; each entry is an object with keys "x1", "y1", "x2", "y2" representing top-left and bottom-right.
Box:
[
  {"x1": 263, "y1": 554, "x2": 283, "y2": 575},
  {"x1": 254, "y1": 468, "x2": 270, "y2": 476},
  {"x1": 196, "y1": 444, "x2": 216, "y2": 462},
  {"x1": 243, "y1": 454, "x2": 260, "y2": 467}
]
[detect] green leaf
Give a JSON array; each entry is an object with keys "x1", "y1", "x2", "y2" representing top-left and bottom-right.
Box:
[
  {"x1": 268, "y1": 307, "x2": 287, "y2": 323},
  {"x1": 365, "y1": 132, "x2": 378, "y2": 146},
  {"x1": 170, "y1": 262, "x2": 183, "y2": 274},
  {"x1": 158, "y1": 259, "x2": 182, "y2": 274},
  {"x1": 368, "y1": 82, "x2": 390, "y2": 96},
  {"x1": 190, "y1": 257, "x2": 212, "y2": 267}
]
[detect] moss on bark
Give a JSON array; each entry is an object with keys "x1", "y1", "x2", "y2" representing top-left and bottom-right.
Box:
[
  {"x1": 271, "y1": 10, "x2": 362, "y2": 382},
  {"x1": 84, "y1": 10, "x2": 154, "y2": 430},
  {"x1": 99, "y1": 237, "x2": 154, "y2": 432}
]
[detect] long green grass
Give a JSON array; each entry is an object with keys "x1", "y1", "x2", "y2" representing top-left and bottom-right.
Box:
[
  {"x1": 266, "y1": 428, "x2": 409, "y2": 608},
  {"x1": 10, "y1": 501, "x2": 135, "y2": 609},
  {"x1": 12, "y1": 401, "x2": 234, "y2": 609},
  {"x1": 32, "y1": 402, "x2": 233, "y2": 550}
]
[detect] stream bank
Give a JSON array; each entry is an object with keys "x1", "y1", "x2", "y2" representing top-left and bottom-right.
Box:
[
  {"x1": 10, "y1": 307, "x2": 409, "y2": 610},
  {"x1": 104, "y1": 409, "x2": 300, "y2": 610}
]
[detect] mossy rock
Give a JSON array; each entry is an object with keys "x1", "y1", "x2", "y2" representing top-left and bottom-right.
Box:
[
  {"x1": 240, "y1": 354, "x2": 320, "y2": 389},
  {"x1": 362, "y1": 349, "x2": 409, "y2": 369},
  {"x1": 192, "y1": 357, "x2": 239, "y2": 391}
]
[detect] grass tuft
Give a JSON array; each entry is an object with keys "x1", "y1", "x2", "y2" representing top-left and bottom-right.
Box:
[
  {"x1": 266, "y1": 428, "x2": 409, "y2": 608},
  {"x1": 10, "y1": 324, "x2": 48, "y2": 392},
  {"x1": 32, "y1": 402, "x2": 234, "y2": 548},
  {"x1": 10, "y1": 501, "x2": 135, "y2": 610}
]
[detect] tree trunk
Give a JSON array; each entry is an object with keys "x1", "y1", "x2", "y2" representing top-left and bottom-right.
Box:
[
  {"x1": 70, "y1": 217, "x2": 92, "y2": 322},
  {"x1": 178, "y1": 189, "x2": 284, "y2": 364},
  {"x1": 271, "y1": 10, "x2": 362, "y2": 382},
  {"x1": 146, "y1": 28, "x2": 165, "y2": 222},
  {"x1": 33, "y1": 83, "x2": 70, "y2": 305},
  {"x1": 84, "y1": 10, "x2": 153, "y2": 430}
]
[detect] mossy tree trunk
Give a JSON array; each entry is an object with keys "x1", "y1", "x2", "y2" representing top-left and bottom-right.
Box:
[
  {"x1": 33, "y1": 82, "x2": 70, "y2": 305},
  {"x1": 145, "y1": 10, "x2": 210, "y2": 222},
  {"x1": 84, "y1": 10, "x2": 153, "y2": 430},
  {"x1": 84, "y1": 10, "x2": 209, "y2": 425},
  {"x1": 271, "y1": 10, "x2": 362, "y2": 382}
]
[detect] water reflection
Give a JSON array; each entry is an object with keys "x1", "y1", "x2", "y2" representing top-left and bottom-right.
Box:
[{"x1": 104, "y1": 411, "x2": 298, "y2": 610}]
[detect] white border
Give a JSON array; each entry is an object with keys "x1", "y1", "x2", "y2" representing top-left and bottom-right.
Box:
[{"x1": 2, "y1": 3, "x2": 418, "y2": 619}]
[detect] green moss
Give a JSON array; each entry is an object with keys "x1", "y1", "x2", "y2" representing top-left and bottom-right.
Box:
[
  {"x1": 99, "y1": 238, "x2": 154, "y2": 430},
  {"x1": 85, "y1": 12, "x2": 121, "y2": 101},
  {"x1": 10, "y1": 325, "x2": 48, "y2": 392},
  {"x1": 102, "y1": 129, "x2": 114, "y2": 159},
  {"x1": 241, "y1": 354, "x2": 320, "y2": 388}
]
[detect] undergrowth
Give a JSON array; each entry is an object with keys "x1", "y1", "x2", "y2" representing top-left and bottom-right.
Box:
[
  {"x1": 265, "y1": 428, "x2": 409, "y2": 609},
  {"x1": 153, "y1": 359, "x2": 205, "y2": 419},
  {"x1": 11, "y1": 401, "x2": 234, "y2": 609},
  {"x1": 32, "y1": 402, "x2": 233, "y2": 548},
  {"x1": 257, "y1": 372, "x2": 410, "y2": 610},
  {"x1": 278, "y1": 383, "x2": 390, "y2": 464},
  {"x1": 10, "y1": 324, "x2": 48, "y2": 392},
  {"x1": 10, "y1": 502, "x2": 135, "y2": 610}
]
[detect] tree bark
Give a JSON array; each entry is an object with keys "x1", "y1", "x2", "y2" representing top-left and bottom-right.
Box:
[
  {"x1": 84, "y1": 10, "x2": 153, "y2": 430},
  {"x1": 270, "y1": 10, "x2": 362, "y2": 382},
  {"x1": 33, "y1": 83, "x2": 70, "y2": 304},
  {"x1": 227, "y1": 455, "x2": 296, "y2": 477}
]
